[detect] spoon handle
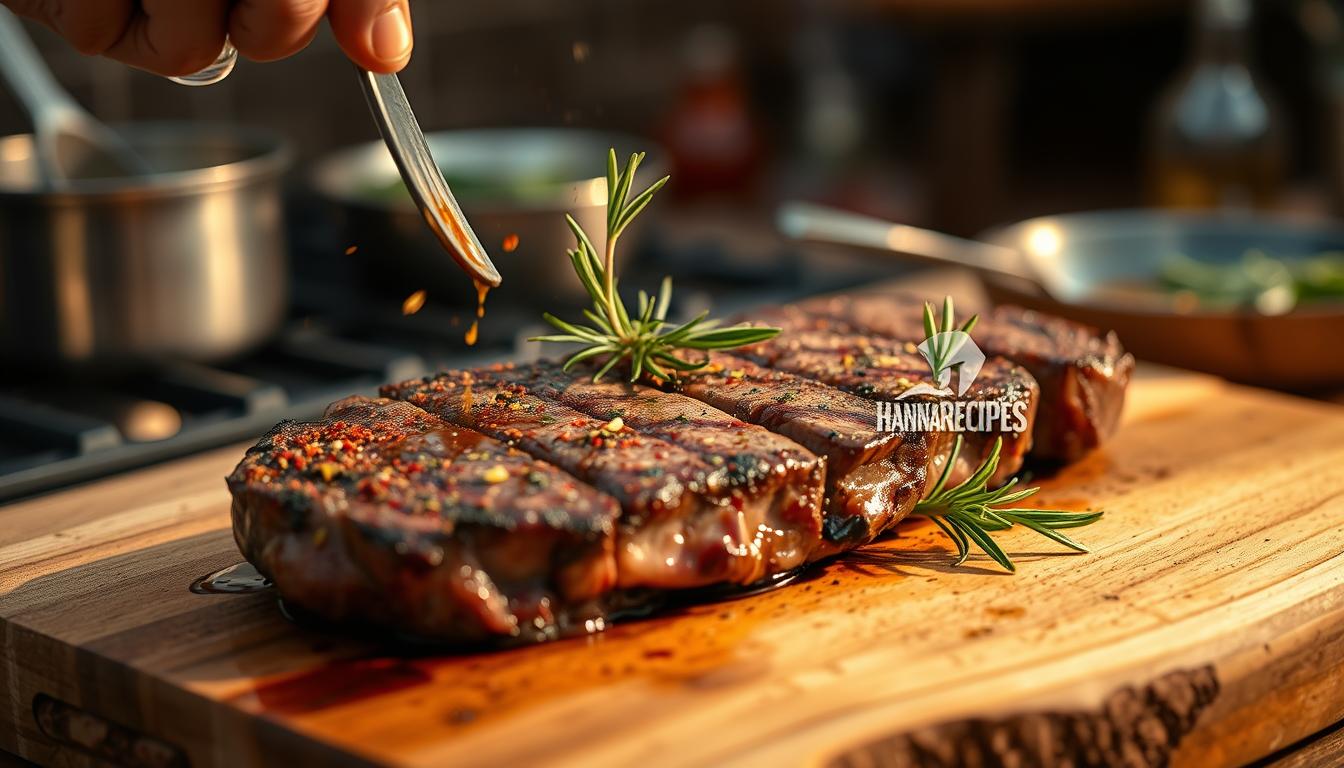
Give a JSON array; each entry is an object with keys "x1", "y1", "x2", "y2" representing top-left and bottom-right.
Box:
[
  {"x1": 358, "y1": 67, "x2": 501, "y2": 287},
  {"x1": 0, "y1": 9, "x2": 80, "y2": 125},
  {"x1": 777, "y1": 202, "x2": 1030, "y2": 284},
  {"x1": 0, "y1": 7, "x2": 150, "y2": 185}
]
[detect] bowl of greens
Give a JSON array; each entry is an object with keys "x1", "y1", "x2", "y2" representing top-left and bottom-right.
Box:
[
  {"x1": 980, "y1": 210, "x2": 1344, "y2": 388},
  {"x1": 311, "y1": 129, "x2": 664, "y2": 307}
]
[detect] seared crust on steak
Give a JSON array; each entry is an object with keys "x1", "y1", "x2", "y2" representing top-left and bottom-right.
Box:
[
  {"x1": 750, "y1": 294, "x2": 1133, "y2": 461},
  {"x1": 226, "y1": 292, "x2": 1134, "y2": 646},
  {"x1": 381, "y1": 370, "x2": 826, "y2": 588},
  {"x1": 226, "y1": 397, "x2": 620, "y2": 644},
  {"x1": 736, "y1": 331, "x2": 1038, "y2": 485},
  {"x1": 662, "y1": 353, "x2": 950, "y2": 557}
]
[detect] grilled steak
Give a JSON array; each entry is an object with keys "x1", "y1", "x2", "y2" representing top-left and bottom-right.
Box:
[
  {"x1": 225, "y1": 290, "x2": 1132, "y2": 646},
  {"x1": 226, "y1": 396, "x2": 620, "y2": 644},
  {"x1": 736, "y1": 331, "x2": 1038, "y2": 485},
  {"x1": 381, "y1": 368, "x2": 826, "y2": 588},
  {"x1": 661, "y1": 353, "x2": 951, "y2": 556},
  {"x1": 751, "y1": 294, "x2": 1133, "y2": 461}
]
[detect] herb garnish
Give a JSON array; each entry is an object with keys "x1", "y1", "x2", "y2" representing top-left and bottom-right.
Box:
[
  {"x1": 529, "y1": 150, "x2": 780, "y2": 382},
  {"x1": 921, "y1": 296, "x2": 979, "y2": 389},
  {"x1": 913, "y1": 436, "x2": 1103, "y2": 572}
]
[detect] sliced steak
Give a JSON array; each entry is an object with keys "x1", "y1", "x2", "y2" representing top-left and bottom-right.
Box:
[
  {"x1": 751, "y1": 294, "x2": 1134, "y2": 462},
  {"x1": 381, "y1": 368, "x2": 826, "y2": 589},
  {"x1": 499, "y1": 362, "x2": 826, "y2": 578},
  {"x1": 737, "y1": 331, "x2": 1038, "y2": 485},
  {"x1": 661, "y1": 353, "x2": 951, "y2": 557},
  {"x1": 226, "y1": 396, "x2": 620, "y2": 645}
]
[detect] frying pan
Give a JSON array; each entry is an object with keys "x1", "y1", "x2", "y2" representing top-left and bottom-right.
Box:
[{"x1": 780, "y1": 204, "x2": 1344, "y2": 389}]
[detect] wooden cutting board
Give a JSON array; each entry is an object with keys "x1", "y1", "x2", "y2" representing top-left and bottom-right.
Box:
[{"x1": 2, "y1": 365, "x2": 1344, "y2": 768}]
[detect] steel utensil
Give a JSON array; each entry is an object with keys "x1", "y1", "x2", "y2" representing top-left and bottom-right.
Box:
[
  {"x1": 357, "y1": 69, "x2": 501, "y2": 288},
  {"x1": 0, "y1": 7, "x2": 150, "y2": 186},
  {"x1": 777, "y1": 201, "x2": 1079, "y2": 300}
]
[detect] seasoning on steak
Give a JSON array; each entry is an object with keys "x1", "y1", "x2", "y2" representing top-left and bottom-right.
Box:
[
  {"x1": 750, "y1": 294, "x2": 1134, "y2": 461},
  {"x1": 226, "y1": 396, "x2": 620, "y2": 645},
  {"x1": 381, "y1": 368, "x2": 826, "y2": 589},
  {"x1": 497, "y1": 362, "x2": 827, "y2": 578},
  {"x1": 736, "y1": 330, "x2": 1038, "y2": 485},
  {"x1": 660, "y1": 353, "x2": 951, "y2": 557}
]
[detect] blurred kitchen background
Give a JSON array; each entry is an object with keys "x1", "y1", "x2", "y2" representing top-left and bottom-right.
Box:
[
  {"x1": 5, "y1": 0, "x2": 1339, "y2": 229},
  {"x1": 2, "y1": 0, "x2": 1343, "y2": 499}
]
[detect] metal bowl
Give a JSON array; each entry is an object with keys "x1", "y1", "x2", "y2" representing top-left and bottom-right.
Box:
[
  {"x1": 980, "y1": 210, "x2": 1344, "y2": 389},
  {"x1": 309, "y1": 128, "x2": 664, "y2": 306},
  {"x1": 0, "y1": 122, "x2": 291, "y2": 369}
]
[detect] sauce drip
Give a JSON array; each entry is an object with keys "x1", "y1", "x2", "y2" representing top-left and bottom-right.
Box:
[
  {"x1": 465, "y1": 279, "x2": 490, "y2": 346},
  {"x1": 191, "y1": 562, "x2": 272, "y2": 594}
]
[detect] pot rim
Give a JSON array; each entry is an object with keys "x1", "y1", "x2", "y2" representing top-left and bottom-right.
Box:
[{"x1": 0, "y1": 121, "x2": 291, "y2": 201}]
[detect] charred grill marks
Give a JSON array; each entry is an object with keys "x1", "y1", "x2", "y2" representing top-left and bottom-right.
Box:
[
  {"x1": 381, "y1": 368, "x2": 826, "y2": 588},
  {"x1": 736, "y1": 330, "x2": 1039, "y2": 485},
  {"x1": 660, "y1": 353, "x2": 946, "y2": 556},
  {"x1": 749, "y1": 294, "x2": 1132, "y2": 461},
  {"x1": 226, "y1": 397, "x2": 620, "y2": 644}
]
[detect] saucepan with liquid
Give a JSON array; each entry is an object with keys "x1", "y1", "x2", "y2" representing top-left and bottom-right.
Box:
[
  {"x1": 0, "y1": 123, "x2": 291, "y2": 370},
  {"x1": 781, "y1": 205, "x2": 1344, "y2": 389}
]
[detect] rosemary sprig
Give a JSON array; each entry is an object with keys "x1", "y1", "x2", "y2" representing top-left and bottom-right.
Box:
[
  {"x1": 913, "y1": 435, "x2": 1103, "y2": 572},
  {"x1": 922, "y1": 296, "x2": 979, "y2": 387},
  {"x1": 529, "y1": 150, "x2": 780, "y2": 382}
]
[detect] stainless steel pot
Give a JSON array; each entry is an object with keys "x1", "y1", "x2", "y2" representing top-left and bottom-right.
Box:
[{"x1": 0, "y1": 123, "x2": 290, "y2": 368}]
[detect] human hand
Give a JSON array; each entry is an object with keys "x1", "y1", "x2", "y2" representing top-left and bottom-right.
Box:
[{"x1": 1, "y1": 0, "x2": 414, "y2": 77}]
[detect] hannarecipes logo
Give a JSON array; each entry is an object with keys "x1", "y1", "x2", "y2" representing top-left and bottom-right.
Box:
[{"x1": 876, "y1": 297, "x2": 1030, "y2": 434}]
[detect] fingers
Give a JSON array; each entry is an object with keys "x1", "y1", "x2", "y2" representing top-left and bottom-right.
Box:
[
  {"x1": 8, "y1": 0, "x2": 135, "y2": 57},
  {"x1": 229, "y1": 0, "x2": 327, "y2": 63},
  {"x1": 103, "y1": 0, "x2": 231, "y2": 77},
  {"x1": 4, "y1": 0, "x2": 415, "y2": 76},
  {"x1": 327, "y1": 0, "x2": 413, "y2": 73}
]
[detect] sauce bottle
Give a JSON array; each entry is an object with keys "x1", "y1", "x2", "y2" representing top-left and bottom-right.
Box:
[{"x1": 1146, "y1": 0, "x2": 1286, "y2": 209}]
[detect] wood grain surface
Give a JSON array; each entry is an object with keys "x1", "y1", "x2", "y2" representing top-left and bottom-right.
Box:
[{"x1": 1, "y1": 365, "x2": 1343, "y2": 767}]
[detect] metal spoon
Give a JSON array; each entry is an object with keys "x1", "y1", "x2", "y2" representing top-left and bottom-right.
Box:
[
  {"x1": 0, "y1": 7, "x2": 150, "y2": 186},
  {"x1": 777, "y1": 201, "x2": 1074, "y2": 301},
  {"x1": 357, "y1": 69, "x2": 502, "y2": 288}
]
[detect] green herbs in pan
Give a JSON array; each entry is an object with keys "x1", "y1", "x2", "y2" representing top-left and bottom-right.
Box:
[{"x1": 1160, "y1": 249, "x2": 1344, "y2": 313}]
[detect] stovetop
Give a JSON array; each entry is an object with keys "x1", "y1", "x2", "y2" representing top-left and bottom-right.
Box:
[{"x1": 0, "y1": 207, "x2": 894, "y2": 502}]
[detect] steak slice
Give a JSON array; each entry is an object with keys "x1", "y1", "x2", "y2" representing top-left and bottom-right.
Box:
[
  {"x1": 736, "y1": 330, "x2": 1038, "y2": 486},
  {"x1": 662, "y1": 353, "x2": 951, "y2": 557},
  {"x1": 381, "y1": 368, "x2": 826, "y2": 589},
  {"x1": 498, "y1": 362, "x2": 826, "y2": 578},
  {"x1": 752, "y1": 294, "x2": 1134, "y2": 462},
  {"x1": 226, "y1": 396, "x2": 620, "y2": 645}
]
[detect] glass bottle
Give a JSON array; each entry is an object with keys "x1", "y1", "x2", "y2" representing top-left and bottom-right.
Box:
[{"x1": 1147, "y1": 0, "x2": 1286, "y2": 209}]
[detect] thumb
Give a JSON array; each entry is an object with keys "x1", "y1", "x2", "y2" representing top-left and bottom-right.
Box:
[{"x1": 327, "y1": 0, "x2": 413, "y2": 73}]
